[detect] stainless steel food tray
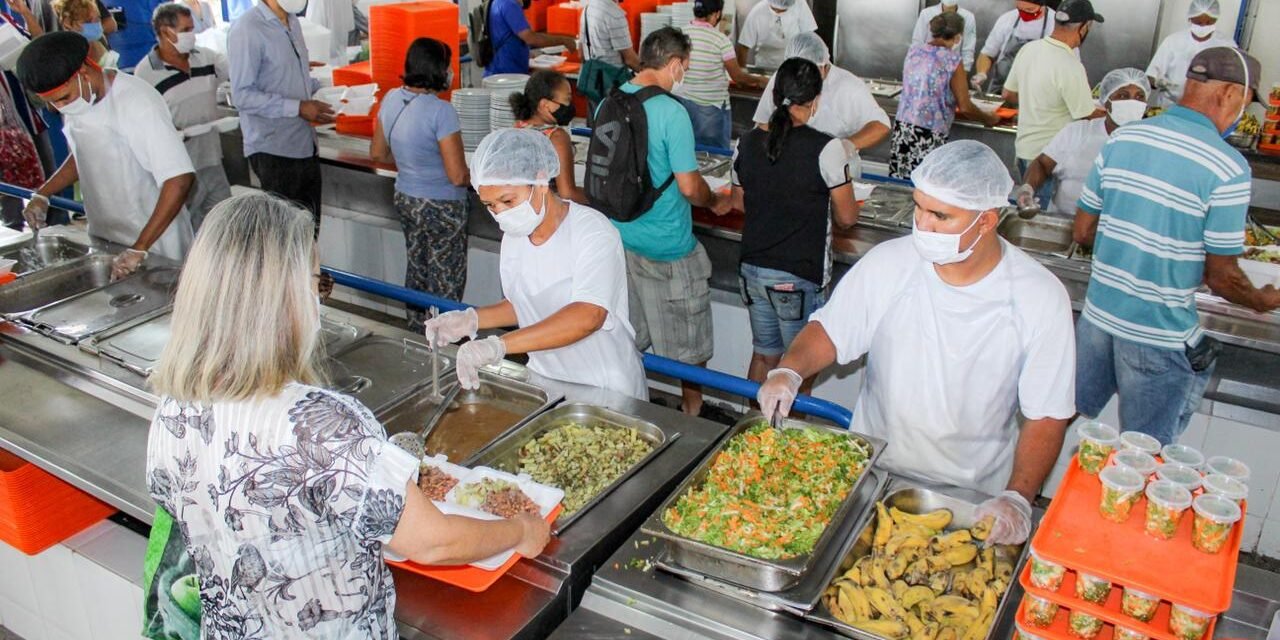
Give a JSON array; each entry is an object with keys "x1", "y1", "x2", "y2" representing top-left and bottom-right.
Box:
[
  {"x1": 471, "y1": 403, "x2": 675, "y2": 534},
  {"x1": 0, "y1": 254, "x2": 114, "y2": 317},
  {"x1": 323, "y1": 335, "x2": 455, "y2": 413},
  {"x1": 652, "y1": 469, "x2": 888, "y2": 614},
  {"x1": 379, "y1": 367, "x2": 561, "y2": 464},
  {"x1": 13, "y1": 266, "x2": 179, "y2": 344},
  {"x1": 640, "y1": 413, "x2": 885, "y2": 592},
  {"x1": 0, "y1": 236, "x2": 93, "y2": 277},
  {"x1": 805, "y1": 481, "x2": 1032, "y2": 640}
]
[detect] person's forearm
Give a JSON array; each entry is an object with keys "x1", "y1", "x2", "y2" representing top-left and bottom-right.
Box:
[
  {"x1": 682, "y1": 178, "x2": 717, "y2": 208},
  {"x1": 1006, "y1": 417, "x2": 1069, "y2": 503},
  {"x1": 1024, "y1": 155, "x2": 1054, "y2": 191},
  {"x1": 37, "y1": 157, "x2": 79, "y2": 198},
  {"x1": 411, "y1": 515, "x2": 525, "y2": 565},
  {"x1": 848, "y1": 122, "x2": 889, "y2": 150},
  {"x1": 776, "y1": 322, "x2": 838, "y2": 379},
  {"x1": 1206, "y1": 259, "x2": 1280, "y2": 313},
  {"x1": 1002, "y1": 90, "x2": 1019, "y2": 105},
  {"x1": 526, "y1": 32, "x2": 573, "y2": 49},
  {"x1": 975, "y1": 54, "x2": 993, "y2": 77},
  {"x1": 133, "y1": 173, "x2": 193, "y2": 251},
  {"x1": 735, "y1": 44, "x2": 748, "y2": 68},
  {"x1": 15, "y1": 4, "x2": 44, "y2": 35},
  {"x1": 1072, "y1": 209, "x2": 1099, "y2": 247},
  {"x1": 500, "y1": 302, "x2": 606, "y2": 354},
  {"x1": 475, "y1": 300, "x2": 519, "y2": 330},
  {"x1": 621, "y1": 48, "x2": 641, "y2": 71}
]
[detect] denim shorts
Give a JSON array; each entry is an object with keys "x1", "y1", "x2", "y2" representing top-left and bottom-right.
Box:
[
  {"x1": 678, "y1": 97, "x2": 732, "y2": 151},
  {"x1": 1075, "y1": 316, "x2": 1214, "y2": 445},
  {"x1": 739, "y1": 263, "x2": 825, "y2": 357}
]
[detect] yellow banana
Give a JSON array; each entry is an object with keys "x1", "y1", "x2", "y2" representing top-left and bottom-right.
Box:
[
  {"x1": 937, "y1": 627, "x2": 959, "y2": 640},
  {"x1": 901, "y1": 585, "x2": 937, "y2": 610},
  {"x1": 869, "y1": 556, "x2": 892, "y2": 590},
  {"x1": 979, "y1": 586, "x2": 999, "y2": 616},
  {"x1": 969, "y1": 516, "x2": 993, "y2": 542},
  {"x1": 924, "y1": 554, "x2": 952, "y2": 573},
  {"x1": 942, "y1": 543, "x2": 978, "y2": 567},
  {"x1": 875, "y1": 502, "x2": 895, "y2": 548},
  {"x1": 866, "y1": 586, "x2": 910, "y2": 621},
  {"x1": 913, "y1": 623, "x2": 941, "y2": 640},
  {"x1": 905, "y1": 557, "x2": 932, "y2": 586},
  {"x1": 960, "y1": 609, "x2": 994, "y2": 640},
  {"x1": 931, "y1": 529, "x2": 972, "y2": 552},
  {"x1": 888, "y1": 552, "x2": 913, "y2": 580},
  {"x1": 893, "y1": 580, "x2": 910, "y2": 601},
  {"x1": 978, "y1": 546, "x2": 995, "y2": 577},
  {"x1": 965, "y1": 568, "x2": 990, "y2": 599},
  {"x1": 891, "y1": 507, "x2": 953, "y2": 531},
  {"x1": 927, "y1": 571, "x2": 951, "y2": 595},
  {"x1": 931, "y1": 595, "x2": 981, "y2": 621},
  {"x1": 825, "y1": 590, "x2": 847, "y2": 622},
  {"x1": 887, "y1": 533, "x2": 931, "y2": 557},
  {"x1": 905, "y1": 613, "x2": 925, "y2": 635},
  {"x1": 852, "y1": 619, "x2": 910, "y2": 639},
  {"x1": 994, "y1": 556, "x2": 1013, "y2": 584},
  {"x1": 843, "y1": 563, "x2": 863, "y2": 585},
  {"x1": 855, "y1": 556, "x2": 875, "y2": 587}
]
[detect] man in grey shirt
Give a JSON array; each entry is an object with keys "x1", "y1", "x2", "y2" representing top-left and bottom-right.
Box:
[{"x1": 228, "y1": 0, "x2": 334, "y2": 227}]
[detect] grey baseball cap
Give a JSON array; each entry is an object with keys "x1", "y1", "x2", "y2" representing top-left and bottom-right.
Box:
[
  {"x1": 1055, "y1": 0, "x2": 1104, "y2": 23},
  {"x1": 1187, "y1": 46, "x2": 1263, "y2": 102}
]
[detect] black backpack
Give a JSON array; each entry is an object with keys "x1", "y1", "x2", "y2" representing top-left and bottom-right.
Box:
[
  {"x1": 585, "y1": 85, "x2": 676, "y2": 223},
  {"x1": 469, "y1": 0, "x2": 495, "y2": 68}
]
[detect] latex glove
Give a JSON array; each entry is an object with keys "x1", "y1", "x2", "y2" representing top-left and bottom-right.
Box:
[
  {"x1": 23, "y1": 193, "x2": 49, "y2": 231},
  {"x1": 974, "y1": 490, "x2": 1032, "y2": 545},
  {"x1": 970, "y1": 72, "x2": 987, "y2": 93},
  {"x1": 757, "y1": 368, "x2": 802, "y2": 421},
  {"x1": 110, "y1": 248, "x2": 147, "y2": 281},
  {"x1": 1014, "y1": 184, "x2": 1038, "y2": 211},
  {"x1": 422, "y1": 307, "x2": 478, "y2": 347},
  {"x1": 455, "y1": 335, "x2": 506, "y2": 390}
]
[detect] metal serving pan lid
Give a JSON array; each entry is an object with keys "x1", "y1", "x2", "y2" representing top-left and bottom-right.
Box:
[
  {"x1": 18, "y1": 266, "x2": 179, "y2": 344},
  {"x1": 323, "y1": 335, "x2": 454, "y2": 414}
]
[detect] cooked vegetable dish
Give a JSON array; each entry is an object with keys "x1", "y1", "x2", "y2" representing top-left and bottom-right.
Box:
[
  {"x1": 663, "y1": 423, "x2": 870, "y2": 560},
  {"x1": 518, "y1": 422, "x2": 654, "y2": 515},
  {"x1": 1068, "y1": 611, "x2": 1103, "y2": 639},
  {"x1": 455, "y1": 478, "x2": 540, "y2": 518},
  {"x1": 1121, "y1": 589, "x2": 1159, "y2": 623},
  {"x1": 418, "y1": 465, "x2": 459, "y2": 501}
]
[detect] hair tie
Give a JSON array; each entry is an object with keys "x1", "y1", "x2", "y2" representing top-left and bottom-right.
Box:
[{"x1": 781, "y1": 97, "x2": 792, "y2": 106}]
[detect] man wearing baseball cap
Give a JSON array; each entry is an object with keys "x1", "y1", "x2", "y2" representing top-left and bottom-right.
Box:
[{"x1": 1074, "y1": 46, "x2": 1277, "y2": 445}]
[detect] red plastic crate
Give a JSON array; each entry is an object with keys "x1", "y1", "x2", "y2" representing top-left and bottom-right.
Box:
[
  {"x1": 546, "y1": 3, "x2": 581, "y2": 36},
  {"x1": 0, "y1": 449, "x2": 116, "y2": 555},
  {"x1": 332, "y1": 60, "x2": 373, "y2": 86}
]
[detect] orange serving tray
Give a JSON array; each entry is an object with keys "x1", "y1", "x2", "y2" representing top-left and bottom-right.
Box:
[
  {"x1": 1015, "y1": 595, "x2": 1218, "y2": 640},
  {"x1": 386, "y1": 504, "x2": 562, "y2": 593},
  {"x1": 0, "y1": 449, "x2": 116, "y2": 555},
  {"x1": 1019, "y1": 560, "x2": 1219, "y2": 640},
  {"x1": 1031, "y1": 458, "x2": 1242, "y2": 613}
]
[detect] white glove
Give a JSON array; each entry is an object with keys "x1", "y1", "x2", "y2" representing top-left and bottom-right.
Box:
[
  {"x1": 1014, "y1": 184, "x2": 1038, "y2": 211},
  {"x1": 757, "y1": 368, "x2": 802, "y2": 421},
  {"x1": 970, "y1": 72, "x2": 987, "y2": 93},
  {"x1": 23, "y1": 193, "x2": 49, "y2": 231},
  {"x1": 422, "y1": 307, "x2": 478, "y2": 347},
  {"x1": 975, "y1": 490, "x2": 1032, "y2": 545},
  {"x1": 455, "y1": 335, "x2": 506, "y2": 390},
  {"x1": 110, "y1": 248, "x2": 147, "y2": 281}
]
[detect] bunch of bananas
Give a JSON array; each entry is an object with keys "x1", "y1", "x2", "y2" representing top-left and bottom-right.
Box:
[
  {"x1": 821, "y1": 503, "x2": 1016, "y2": 640},
  {"x1": 1237, "y1": 113, "x2": 1261, "y2": 136}
]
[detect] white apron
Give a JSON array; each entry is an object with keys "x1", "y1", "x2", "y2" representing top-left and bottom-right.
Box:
[
  {"x1": 851, "y1": 255, "x2": 1024, "y2": 497},
  {"x1": 988, "y1": 12, "x2": 1052, "y2": 94}
]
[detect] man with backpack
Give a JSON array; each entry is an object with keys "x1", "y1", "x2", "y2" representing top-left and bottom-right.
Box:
[{"x1": 587, "y1": 27, "x2": 731, "y2": 417}]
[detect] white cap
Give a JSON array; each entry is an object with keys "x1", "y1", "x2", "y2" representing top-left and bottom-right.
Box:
[
  {"x1": 785, "y1": 32, "x2": 830, "y2": 66},
  {"x1": 1188, "y1": 0, "x2": 1221, "y2": 19},
  {"x1": 910, "y1": 140, "x2": 1014, "y2": 212},
  {"x1": 470, "y1": 127, "x2": 561, "y2": 188},
  {"x1": 1095, "y1": 67, "x2": 1151, "y2": 106}
]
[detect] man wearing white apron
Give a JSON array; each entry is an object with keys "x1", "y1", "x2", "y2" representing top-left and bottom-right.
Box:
[
  {"x1": 758, "y1": 141, "x2": 1075, "y2": 546},
  {"x1": 735, "y1": 0, "x2": 817, "y2": 71},
  {"x1": 422, "y1": 128, "x2": 648, "y2": 400},
  {"x1": 971, "y1": 0, "x2": 1053, "y2": 94},
  {"x1": 18, "y1": 32, "x2": 195, "y2": 280}
]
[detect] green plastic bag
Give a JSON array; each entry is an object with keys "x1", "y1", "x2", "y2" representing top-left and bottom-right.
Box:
[
  {"x1": 578, "y1": 57, "x2": 634, "y2": 107},
  {"x1": 142, "y1": 507, "x2": 201, "y2": 640}
]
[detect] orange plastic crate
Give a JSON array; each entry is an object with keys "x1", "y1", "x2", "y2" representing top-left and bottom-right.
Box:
[
  {"x1": 1016, "y1": 596, "x2": 1217, "y2": 640},
  {"x1": 546, "y1": 3, "x2": 582, "y2": 36},
  {"x1": 333, "y1": 60, "x2": 373, "y2": 86},
  {"x1": 0, "y1": 449, "x2": 116, "y2": 555}
]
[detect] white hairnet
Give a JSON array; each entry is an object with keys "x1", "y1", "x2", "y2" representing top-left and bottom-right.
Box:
[
  {"x1": 767, "y1": 0, "x2": 796, "y2": 10},
  {"x1": 1095, "y1": 67, "x2": 1151, "y2": 105},
  {"x1": 470, "y1": 128, "x2": 561, "y2": 188},
  {"x1": 785, "y1": 32, "x2": 830, "y2": 66},
  {"x1": 1188, "y1": 0, "x2": 1220, "y2": 19},
  {"x1": 910, "y1": 140, "x2": 1014, "y2": 212}
]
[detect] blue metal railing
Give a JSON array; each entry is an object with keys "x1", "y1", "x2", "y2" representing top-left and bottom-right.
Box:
[
  {"x1": 323, "y1": 266, "x2": 854, "y2": 426},
  {"x1": 0, "y1": 183, "x2": 86, "y2": 214}
]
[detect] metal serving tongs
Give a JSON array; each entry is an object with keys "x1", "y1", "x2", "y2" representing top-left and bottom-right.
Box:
[{"x1": 1248, "y1": 214, "x2": 1280, "y2": 246}]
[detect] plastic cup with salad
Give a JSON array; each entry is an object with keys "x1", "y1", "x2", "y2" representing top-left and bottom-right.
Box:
[
  {"x1": 1156, "y1": 463, "x2": 1203, "y2": 494},
  {"x1": 1028, "y1": 548, "x2": 1066, "y2": 591},
  {"x1": 1115, "y1": 625, "x2": 1149, "y2": 640},
  {"x1": 1144, "y1": 480, "x2": 1192, "y2": 540},
  {"x1": 1078, "y1": 421, "x2": 1119, "y2": 474},
  {"x1": 1169, "y1": 604, "x2": 1214, "y2": 640},
  {"x1": 1192, "y1": 493, "x2": 1241, "y2": 554},
  {"x1": 1025, "y1": 594, "x2": 1058, "y2": 627},
  {"x1": 1205, "y1": 455, "x2": 1250, "y2": 483},
  {"x1": 1161, "y1": 443, "x2": 1205, "y2": 470},
  {"x1": 1099, "y1": 465, "x2": 1145, "y2": 523},
  {"x1": 1074, "y1": 571, "x2": 1112, "y2": 604},
  {"x1": 1120, "y1": 586, "x2": 1160, "y2": 623},
  {"x1": 1110, "y1": 450, "x2": 1158, "y2": 478},
  {"x1": 1016, "y1": 623, "x2": 1049, "y2": 640},
  {"x1": 1202, "y1": 473, "x2": 1248, "y2": 506},
  {"x1": 1068, "y1": 611, "x2": 1104, "y2": 639},
  {"x1": 1120, "y1": 431, "x2": 1161, "y2": 456}
]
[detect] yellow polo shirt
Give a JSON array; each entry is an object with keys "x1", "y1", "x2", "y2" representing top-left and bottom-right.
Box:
[{"x1": 1005, "y1": 37, "x2": 1097, "y2": 161}]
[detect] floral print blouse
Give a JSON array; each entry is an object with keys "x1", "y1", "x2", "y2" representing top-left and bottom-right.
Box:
[
  {"x1": 146, "y1": 383, "x2": 419, "y2": 639},
  {"x1": 896, "y1": 43, "x2": 964, "y2": 135}
]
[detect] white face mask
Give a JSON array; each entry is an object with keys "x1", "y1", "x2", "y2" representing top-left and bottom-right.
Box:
[
  {"x1": 56, "y1": 73, "x2": 96, "y2": 116},
  {"x1": 171, "y1": 31, "x2": 197, "y2": 54},
  {"x1": 912, "y1": 211, "x2": 985, "y2": 265},
  {"x1": 1188, "y1": 22, "x2": 1216, "y2": 39},
  {"x1": 1108, "y1": 99, "x2": 1147, "y2": 125},
  {"x1": 278, "y1": 0, "x2": 306, "y2": 15},
  {"x1": 670, "y1": 63, "x2": 686, "y2": 93},
  {"x1": 490, "y1": 189, "x2": 545, "y2": 238}
]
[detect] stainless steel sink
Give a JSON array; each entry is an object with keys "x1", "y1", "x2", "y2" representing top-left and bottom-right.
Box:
[
  {"x1": 0, "y1": 236, "x2": 92, "y2": 276},
  {"x1": 998, "y1": 214, "x2": 1075, "y2": 256},
  {"x1": 0, "y1": 255, "x2": 114, "y2": 316}
]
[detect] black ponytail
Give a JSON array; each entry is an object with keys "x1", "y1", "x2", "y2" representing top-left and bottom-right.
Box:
[
  {"x1": 766, "y1": 57, "x2": 823, "y2": 163},
  {"x1": 510, "y1": 69, "x2": 568, "y2": 121}
]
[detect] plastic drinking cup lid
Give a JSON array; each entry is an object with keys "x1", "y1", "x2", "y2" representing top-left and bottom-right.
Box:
[
  {"x1": 1193, "y1": 493, "x2": 1241, "y2": 523},
  {"x1": 1145, "y1": 479, "x2": 1192, "y2": 509},
  {"x1": 1161, "y1": 443, "x2": 1205, "y2": 469},
  {"x1": 1205, "y1": 455, "x2": 1250, "y2": 483},
  {"x1": 1156, "y1": 463, "x2": 1203, "y2": 491},
  {"x1": 1120, "y1": 431, "x2": 1161, "y2": 455},
  {"x1": 1080, "y1": 421, "x2": 1119, "y2": 444},
  {"x1": 1100, "y1": 465, "x2": 1144, "y2": 493},
  {"x1": 1202, "y1": 473, "x2": 1248, "y2": 502},
  {"x1": 1111, "y1": 450, "x2": 1158, "y2": 476},
  {"x1": 1123, "y1": 586, "x2": 1158, "y2": 600}
]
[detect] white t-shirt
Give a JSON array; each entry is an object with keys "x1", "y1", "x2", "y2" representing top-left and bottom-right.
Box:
[
  {"x1": 1040, "y1": 117, "x2": 1110, "y2": 215},
  {"x1": 753, "y1": 66, "x2": 890, "y2": 142},
  {"x1": 910, "y1": 4, "x2": 977, "y2": 70},
  {"x1": 499, "y1": 203, "x2": 648, "y2": 400},
  {"x1": 1146, "y1": 29, "x2": 1235, "y2": 109},
  {"x1": 810, "y1": 236, "x2": 1076, "y2": 496},
  {"x1": 737, "y1": 0, "x2": 817, "y2": 70}
]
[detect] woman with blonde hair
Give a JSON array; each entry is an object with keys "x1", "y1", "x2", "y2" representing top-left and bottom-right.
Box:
[
  {"x1": 51, "y1": 0, "x2": 116, "y2": 67},
  {"x1": 147, "y1": 193, "x2": 549, "y2": 637}
]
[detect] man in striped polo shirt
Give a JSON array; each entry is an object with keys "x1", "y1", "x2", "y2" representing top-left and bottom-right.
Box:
[{"x1": 1073, "y1": 47, "x2": 1279, "y2": 444}]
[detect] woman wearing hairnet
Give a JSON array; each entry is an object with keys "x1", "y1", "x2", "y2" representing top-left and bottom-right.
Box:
[
  {"x1": 420, "y1": 128, "x2": 648, "y2": 399},
  {"x1": 1147, "y1": 0, "x2": 1233, "y2": 108},
  {"x1": 757, "y1": 141, "x2": 1076, "y2": 546},
  {"x1": 1015, "y1": 68, "x2": 1151, "y2": 215},
  {"x1": 735, "y1": 0, "x2": 817, "y2": 71}
]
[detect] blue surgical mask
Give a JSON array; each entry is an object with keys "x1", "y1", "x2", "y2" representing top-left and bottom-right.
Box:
[{"x1": 80, "y1": 21, "x2": 104, "y2": 41}]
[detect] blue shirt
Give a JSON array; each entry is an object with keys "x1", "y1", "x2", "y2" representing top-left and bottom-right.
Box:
[
  {"x1": 485, "y1": 0, "x2": 531, "y2": 76},
  {"x1": 1077, "y1": 106, "x2": 1251, "y2": 350},
  {"x1": 228, "y1": 3, "x2": 320, "y2": 158},
  {"x1": 609, "y1": 83, "x2": 699, "y2": 262},
  {"x1": 378, "y1": 88, "x2": 466, "y2": 201}
]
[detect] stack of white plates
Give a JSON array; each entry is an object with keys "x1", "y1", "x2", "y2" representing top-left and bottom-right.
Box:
[
  {"x1": 482, "y1": 73, "x2": 529, "y2": 132},
  {"x1": 451, "y1": 88, "x2": 491, "y2": 150},
  {"x1": 669, "y1": 2, "x2": 694, "y2": 29},
  {"x1": 640, "y1": 12, "x2": 671, "y2": 43},
  {"x1": 655, "y1": 4, "x2": 673, "y2": 13}
]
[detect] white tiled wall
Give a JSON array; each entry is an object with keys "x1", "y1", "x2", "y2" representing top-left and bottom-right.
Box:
[{"x1": 0, "y1": 521, "x2": 147, "y2": 640}]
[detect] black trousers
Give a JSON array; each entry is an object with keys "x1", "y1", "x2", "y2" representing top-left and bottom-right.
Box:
[{"x1": 248, "y1": 152, "x2": 322, "y2": 233}]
